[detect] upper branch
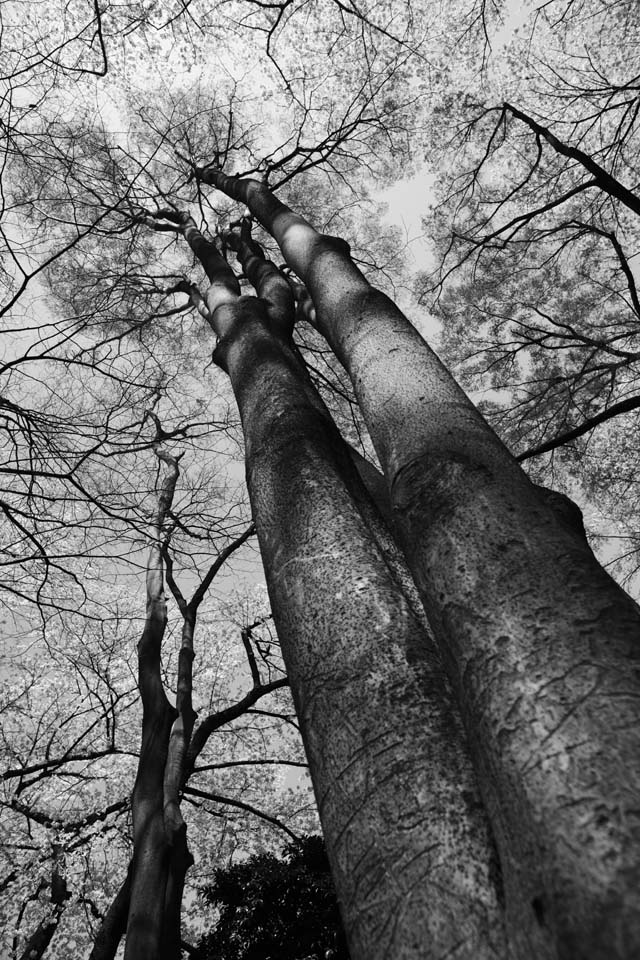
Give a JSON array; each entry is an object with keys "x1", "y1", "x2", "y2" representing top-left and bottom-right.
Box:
[{"x1": 505, "y1": 102, "x2": 640, "y2": 217}]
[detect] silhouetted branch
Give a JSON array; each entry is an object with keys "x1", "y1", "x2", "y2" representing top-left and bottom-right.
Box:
[{"x1": 517, "y1": 393, "x2": 640, "y2": 460}]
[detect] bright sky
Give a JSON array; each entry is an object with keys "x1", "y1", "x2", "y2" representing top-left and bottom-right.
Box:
[{"x1": 380, "y1": 166, "x2": 435, "y2": 269}]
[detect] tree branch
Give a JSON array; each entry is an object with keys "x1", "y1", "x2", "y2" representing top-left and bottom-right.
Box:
[
  {"x1": 182, "y1": 786, "x2": 300, "y2": 841},
  {"x1": 505, "y1": 101, "x2": 640, "y2": 217},
  {"x1": 517, "y1": 393, "x2": 640, "y2": 460}
]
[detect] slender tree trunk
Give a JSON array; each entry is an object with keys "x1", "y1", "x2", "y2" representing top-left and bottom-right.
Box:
[
  {"x1": 125, "y1": 451, "x2": 182, "y2": 960},
  {"x1": 200, "y1": 170, "x2": 640, "y2": 960},
  {"x1": 93, "y1": 441, "x2": 276, "y2": 958},
  {"x1": 89, "y1": 865, "x2": 132, "y2": 960},
  {"x1": 18, "y1": 907, "x2": 65, "y2": 960},
  {"x1": 186, "y1": 224, "x2": 510, "y2": 960},
  {"x1": 162, "y1": 614, "x2": 197, "y2": 959},
  {"x1": 162, "y1": 822, "x2": 193, "y2": 960},
  {"x1": 18, "y1": 845, "x2": 69, "y2": 960}
]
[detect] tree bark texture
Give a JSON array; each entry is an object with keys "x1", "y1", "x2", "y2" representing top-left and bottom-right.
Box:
[
  {"x1": 200, "y1": 170, "x2": 640, "y2": 960},
  {"x1": 197, "y1": 232, "x2": 509, "y2": 960}
]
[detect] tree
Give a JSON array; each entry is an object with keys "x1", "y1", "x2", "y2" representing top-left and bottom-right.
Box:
[
  {"x1": 199, "y1": 835, "x2": 349, "y2": 960},
  {"x1": 120, "y1": 444, "x2": 293, "y2": 960},
  {"x1": 134, "y1": 199, "x2": 508, "y2": 958},
  {"x1": 139, "y1": 161, "x2": 638, "y2": 960},
  {"x1": 4, "y1": 2, "x2": 640, "y2": 960},
  {"x1": 2, "y1": 9, "x2": 428, "y2": 954},
  {"x1": 423, "y1": 0, "x2": 640, "y2": 583},
  {"x1": 0, "y1": 445, "x2": 311, "y2": 959},
  {"x1": 13, "y1": 843, "x2": 70, "y2": 960}
]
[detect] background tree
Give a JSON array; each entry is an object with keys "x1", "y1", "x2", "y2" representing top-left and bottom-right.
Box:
[
  {"x1": 0, "y1": 441, "x2": 313, "y2": 958},
  {"x1": 422, "y1": 0, "x2": 640, "y2": 585},
  {"x1": 199, "y1": 835, "x2": 350, "y2": 960}
]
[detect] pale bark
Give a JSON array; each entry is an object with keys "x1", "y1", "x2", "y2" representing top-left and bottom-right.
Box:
[{"x1": 200, "y1": 170, "x2": 640, "y2": 960}]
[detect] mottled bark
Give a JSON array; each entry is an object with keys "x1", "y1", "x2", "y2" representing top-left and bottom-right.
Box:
[
  {"x1": 345, "y1": 443, "x2": 435, "y2": 635},
  {"x1": 197, "y1": 226, "x2": 509, "y2": 960},
  {"x1": 200, "y1": 170, "x2": 640, "y2": 960}
]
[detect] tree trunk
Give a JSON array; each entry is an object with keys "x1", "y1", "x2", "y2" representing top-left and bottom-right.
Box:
[
  {"x1": 195, "y1": 230, "x2": 509, "y2": 959},
  {"x1": 125, "y1": 451, "x2": 183, "y2": 960},
  {"x1": 201, "y1": 170, "x2": 640, "y2": 960},
  {"x1": 89, "y1": 865, "x2": 132, "y2": 960},
  {"x1": 18, "y1": 846, "x2": 69, "y2": 960}
]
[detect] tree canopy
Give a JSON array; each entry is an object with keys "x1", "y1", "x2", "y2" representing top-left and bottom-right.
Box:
[
  {"x1": 199, "y1": 835, "x2": 349, "y2": 960},
  {"x1": 423, "y1": 0, "x2": 640, "y2": 585},
  {"x1": 3, "y1": 1, "x2": 640, "y2": 958}
]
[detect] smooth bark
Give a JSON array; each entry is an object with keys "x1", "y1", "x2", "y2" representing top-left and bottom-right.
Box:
[
  {"x1": 196, "y1": 227, "x2": 509, "y2": 960},
  {"x1": 201, "y1": 170, "x2": 640, "y2": 960}
]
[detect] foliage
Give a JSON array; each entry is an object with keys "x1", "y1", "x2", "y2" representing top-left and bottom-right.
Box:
[
  {"x1": 0, "y1": 578, "x2": 316, "y2": 957},
  {"x1": 200, "y1": 836, "x2": 350, "y2": 960},
  {"x1": 419, "y1": 0, "x2": 640, "y2": 588},
  {"x1": 1, "y1": 0, "x2": 428, "y2": 949}
]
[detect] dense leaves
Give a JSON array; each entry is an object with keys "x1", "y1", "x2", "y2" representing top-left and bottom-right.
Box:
[{"x1": 200, "y1": 836, "x2": 350, "y2": 960}]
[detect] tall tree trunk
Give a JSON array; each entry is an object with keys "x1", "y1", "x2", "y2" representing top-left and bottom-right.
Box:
[
  {"x1": 200, "y1": 170, "x2": 640, "y2": 960},
  {"x1": 189, "y1": 224, "x2": 509, "y2": 960},
  {"x1": 125, "y1": 450, "x2": 181, "y2": 960}
]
